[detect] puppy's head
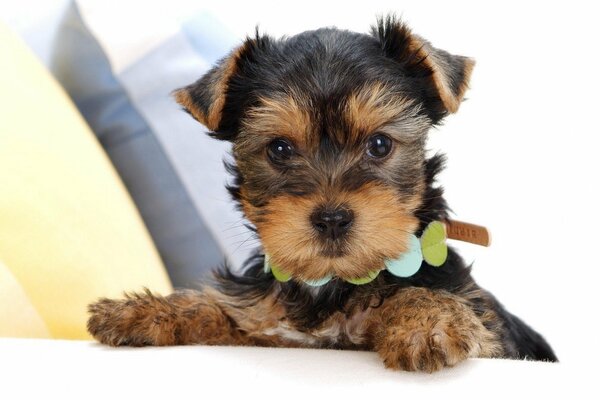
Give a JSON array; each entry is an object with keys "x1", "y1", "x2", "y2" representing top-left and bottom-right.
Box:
[{"x1": 174, "y1": 16, "x2": 474, "y2": 281}]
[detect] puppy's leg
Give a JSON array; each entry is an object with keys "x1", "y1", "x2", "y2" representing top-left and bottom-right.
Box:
[
  {"x1": 369, "y1": 287, "x2": 501, "y2": 372},
  {"x1": 88, "y1": 289, "x2": 248, "y2": 347}
]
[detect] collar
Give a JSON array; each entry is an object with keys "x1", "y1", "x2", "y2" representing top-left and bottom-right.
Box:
[{"x1": 263, "y1": 219, "x2": 490, "y2": 287}]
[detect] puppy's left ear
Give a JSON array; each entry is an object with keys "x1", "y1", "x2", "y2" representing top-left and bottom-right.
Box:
[
  {"x1": 173, "y1": 38, "x2": 256, "y2": 134},
  {"x1": 372, "y1": 16, "x2": 475, "y2": 114}
]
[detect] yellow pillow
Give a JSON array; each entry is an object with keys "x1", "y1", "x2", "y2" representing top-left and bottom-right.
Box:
[
  {"x1": 0, "y1": 24, "x2": 172, "y2": 339},
  {"x1": 0, "y1": 260, "x2": 51, "y2": 338}
]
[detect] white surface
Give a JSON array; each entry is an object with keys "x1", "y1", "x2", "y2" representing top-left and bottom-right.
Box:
[
  {"x1": 0, "y1": 338, "x2": 583, "y2": 399},
  {"x1": 1, "y1": 0, "x2": 599, "y2": 378}
]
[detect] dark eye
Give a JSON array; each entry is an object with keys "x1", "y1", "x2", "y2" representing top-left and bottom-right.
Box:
[
  {"x1": 366, "y1": 134, "x2": 393, "y2": 158},
  {"x1": 267, "y1": 138, "x2": 294, "y2": 162}
]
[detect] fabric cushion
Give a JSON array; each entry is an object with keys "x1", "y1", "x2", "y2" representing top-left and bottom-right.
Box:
[
  {"x1": 51, "y1": 1, "x2": 252, "y2": 287},
  {"x1": 0, "y1": 260, "x2": 51, "y2": 338},
  {"x1": 0, "y1": 23, "x2": 172, "y2": 339}
]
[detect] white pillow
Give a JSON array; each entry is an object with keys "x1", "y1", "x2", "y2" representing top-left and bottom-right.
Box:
[{"x1": 51, "y1": 1, "x2": 253, "y2": 287}]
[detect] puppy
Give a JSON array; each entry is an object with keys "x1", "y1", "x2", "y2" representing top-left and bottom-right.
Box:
[{"x1": 88, "y1": 16, "x2": 557, "y2": 372}]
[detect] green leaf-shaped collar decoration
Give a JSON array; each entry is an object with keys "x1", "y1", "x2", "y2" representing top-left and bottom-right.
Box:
[{"x1": 264, "y1": 220, "x2": 448, "y2": 287}]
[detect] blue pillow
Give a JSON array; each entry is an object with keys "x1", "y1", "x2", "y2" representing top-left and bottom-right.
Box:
[{"x1": 51, "y1": 2, "x2": 252, "y2": 287}]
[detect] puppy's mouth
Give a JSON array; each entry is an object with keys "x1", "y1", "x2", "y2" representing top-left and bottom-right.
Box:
[{"x1": 318, "y1": 243, "x2": 347, "y2": 258}]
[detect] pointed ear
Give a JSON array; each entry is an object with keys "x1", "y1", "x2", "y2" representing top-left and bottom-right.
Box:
[
  {"x1": 173, "y1": 40, "x2": 254, "y2": 133},
  {"x1": 372, "y1": 16, "x2": 475, "y2": 114}
]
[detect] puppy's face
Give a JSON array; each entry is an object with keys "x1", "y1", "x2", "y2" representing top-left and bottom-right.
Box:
[{"x1": 175, "y1": 17, "x2": 474, "y2": 281}]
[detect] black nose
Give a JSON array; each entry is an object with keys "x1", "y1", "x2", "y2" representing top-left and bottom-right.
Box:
[{"x1": 311, "y1": 208, "x2": 354, "y2": 240}]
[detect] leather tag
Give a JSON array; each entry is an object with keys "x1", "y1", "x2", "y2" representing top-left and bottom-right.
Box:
[{"x1": 444, "y1": 220, "x2": 491, "y2": 247}]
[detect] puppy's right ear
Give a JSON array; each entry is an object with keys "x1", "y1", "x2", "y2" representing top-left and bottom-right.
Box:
[{"x1": 173, "y1": 38, "x2": 257, "y2": 136}]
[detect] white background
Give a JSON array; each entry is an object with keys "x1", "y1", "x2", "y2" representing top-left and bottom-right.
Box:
[{"x1": 2, "y1": 0, "x2": 599, "y2": 386}]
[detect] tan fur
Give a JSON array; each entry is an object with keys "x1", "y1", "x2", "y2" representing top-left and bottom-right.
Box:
[
  {"x1": 250, "y1": 183, "x2": 420, "y2": 281},
  {"x1": 408, "y1": 36, "x2": 475, "y2": 113},
  {"x1": 344, "y1": 83, "x2": 428, "y2": 143},
  {"x1": 367, "y1": 287, "x2": 502, "y2": 372},
  {"x1": 173, "y1": 45, "x2": 246, "y2": 130},
  {"x1": 88, "y1": 287, "x2": 372, "y2": 349},
  {"x1": 88, "y1": 286, "x2": 501, "y2": 373},
  {"x1": 242, "y1": 93, "x2": 314, "y2": 148},
  {"x1": 205, "y1": 54, "x2": 239, "y2": 129},
  {"x1": 202, "y1": 287, "x2": 299, "y2": 348},
  {"x1": 214, "y1": 287, "x2": 370, "y2": 348},
  {"x1": 172, "y1": 89, "x2": 200, "y2": 122},
  {"x1": 87, "y1": 289, "x2": 249, "y2": 346},
  {"x1": 87, "y1": 286, "x2": 367, "y2": 349},
  {"x1": 241, "y1": 83, "x2": 429, "y2": 150},
  {"x1": 456, "y1": 281, "x2": 506, "y2": 344}
]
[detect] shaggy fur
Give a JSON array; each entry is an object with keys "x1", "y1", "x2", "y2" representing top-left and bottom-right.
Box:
[{"x1": 88, "y1": 15, "x2": 557, "y2": 372}]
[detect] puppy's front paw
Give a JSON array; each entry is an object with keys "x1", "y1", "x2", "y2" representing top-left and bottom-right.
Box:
[
  {"x1": 87, "y1": 298, "x2": 155, "y2": 346},
  {"x1": 372, "y1": 287, "x2": 500, "y2": 372},
  {"x1": 87, "y1": 291, "x2": 180, "y2": 347},
  {"x1": 88, "y1": 289, "x2": 245, "y2": 347},
  {"x1": 378, "y1": 322, "x2": 474, "y2": 372}
]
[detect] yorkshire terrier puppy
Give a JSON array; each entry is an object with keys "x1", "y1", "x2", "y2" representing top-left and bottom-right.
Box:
[{"x1": 88, "y1": 16, "x2": 557, "y2": 372}]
